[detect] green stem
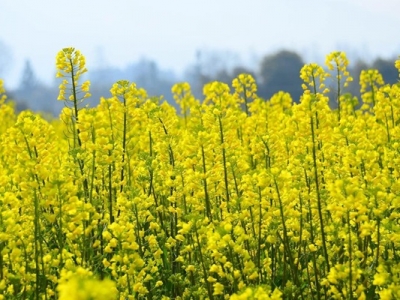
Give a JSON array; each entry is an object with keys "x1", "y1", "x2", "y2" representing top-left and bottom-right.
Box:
[
  {"x1": 120, "y1": 95, "x2": 127, "y2": 193},
  {"x1": 274, "y1": 178, "x2": 299, "y2": 288},
  {"x1": 0, "y1": 242, "x2": 3, "y2": 280},
  {"x1": 194, "y1": 226, "x2": 214, "y2": 300},
  {"x1": 218, "y1": 116, "x2": 230, "y2": 213},
  {"x1": 347, "y1": 210, "x2": 353, "y2": 300},
  {"x1": 336, "y1": 64, "x2": 341, "y2": 121},
  {"x1": 56, "y1": 184, "x2": 64, "y2": 270},
  {"x1": 310, "y1": 114, "x2": 330, "y2": 273},
  {"x1": 201, "y1": 145, "x2": 212, "y2": 221},
  {"x1": 304, "y1": 168, "x2": 321, "y2": 300},
  {"x1": 257, "y1": 187, "x2": 263, "y2": 283},
  {"x1": 33, "y1": 189, "x2": 40, "y2": 299},
  {"x1": 243, "y1": 85, "x2": 249, "y2": 116},
  {"x1": 108, "y1": 152, "x2": 114, "y2": 223}
]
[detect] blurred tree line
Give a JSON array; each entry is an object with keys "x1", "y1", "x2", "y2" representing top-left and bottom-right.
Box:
[{"x1": 3, "y1": 47, "x2": 399, "y2": 115}]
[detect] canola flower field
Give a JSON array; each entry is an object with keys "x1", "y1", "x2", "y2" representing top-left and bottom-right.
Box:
[{"x1": 0, "y1": 48, "x2": 400, "y2": 300}]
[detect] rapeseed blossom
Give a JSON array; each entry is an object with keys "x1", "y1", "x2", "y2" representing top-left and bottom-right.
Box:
[
  {"x1": 57, "y1": 268, "x2": 117, "y2": 300},
  {"x1": 0, "y1": 49, "x2": 399, "y2": 299}
]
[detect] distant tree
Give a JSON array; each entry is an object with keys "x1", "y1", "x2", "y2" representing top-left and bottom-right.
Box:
[
  {"x1": 135, "y1": 60, "x2": 159, "y2": 90},
  {"x1": 19, "y1": 60, "x2": 38, "y2": 90},
  {"x1": 212, "y1": 66, "x2": 256, "y2": 87},
  {"x1": 185, "y1": 49, "x2": 243, "y2": 99},
  {"x1": 0, "y1": 40, "x2": 12, "y2": 77},
  {"x1": 346, "y1": 58, "x2": 398, "y2": 101},
  {"x1": 258, "y1": 50, "x2": 304, "y2": 102},
  {"x1": 87, "y1": 57, "x2": 178, "y2": 108},
  {"x1": 133, "y1": 58, "x2": 177, "y2": 104},
  {"x1": 231, "y1": 66, "x2": 256, "y2": 80},
  {"x1": 13, "y1": 60, "x2": 57, "y2": 112},
  {"x1": 372, "y1": 58, "x2": 398, "y2": 85},
  {"x1": 90, "y1": 66, "x2": 125, "y2": 86}
]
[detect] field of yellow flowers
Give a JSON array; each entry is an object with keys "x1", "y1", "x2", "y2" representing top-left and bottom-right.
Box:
[{"x1": 0, "y1": 48, "x2": 400, "y2": 299}]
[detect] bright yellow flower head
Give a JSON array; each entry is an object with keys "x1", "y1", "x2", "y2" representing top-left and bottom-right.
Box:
[
  {"x1": 0, "y1": 79, "x2": 7, "y2": 104},
  {"x1": 171, "y1": 82, "x2": 198, "y2": 118},
  {"x1": 359, "y1": 69, "x2": 384, "y2": 106},
  {"x1": 56, "y1": 47, "x2": 90, "y2": 101},
  {"x1": 58, "y1": 277, "x2": 117, "y2": 300},
  {"x1": 360, "y1": 69, "x2": 384, "y2": 93},
  {"x1": 325, "y1": 51, "x2": 353, "y2": 86},
  {"x1": 56, "y1": 47, "x2": 87, "y2": 78},
  {"x1": 300, "y1": 63, "x2": 330, "y2": 94},
  {"x1": 232, "y1": 73, "x2": 257, "y2": 98},
  {"x1": 203, "y1": 81, "x2": 231, "y2": 107}
]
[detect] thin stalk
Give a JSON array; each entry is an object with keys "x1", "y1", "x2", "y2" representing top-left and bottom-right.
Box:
[
  {"x1": 218, "y1": 116, "x2": 230, "y2": 212},
  {"x1": 376, "y1": 219, "x2": 381, "y2": 265},
  {"x1": 89, "y1": 126, "x2": 96, "y2": 205},
  {"x1": 257, "y1": 187, "x2": 263, "y2": 283},
  {"x1": 194, "y1": 226, "x2": 214, "y2": 300},
  {"x1": 68, "y1": 59, "x2": 89, "y2": 201},
  {"x1": 201, "y1": 145, "x2": 212, "y2": 221},
  {"x1": 310, "y1": 114, "x2": 330, "y2": 273},
  {"x1": 231, "y1": 165, "x2": 242, "y2": 202},
  {"x1": 243, "y1": 85, "x2": 249, "y2": 116},
  {"x1": 249, "y1": 207, "x2": 256, "y2": 237},
  {"x1": 274, "y1": 178, "x2": 299, "y2": 288},
  {"x1": 120, "y1": 95, "x2": 127, "y2": 193},
  {"x1": 336, "y1": 65, "x2": 341, "y2": 121},
  {"x1": 304, "y1": 168, "x2": 321, "y2": 300},
  {"x1": 22, "y1": 134, "x2": 45, "y2": 298},
  {"x1": 147, "y1": 130, "x2": 154, "y2": 197},
  {"x1": 370, "y1": 78, "x2": 376, "y2": 107},
  {"x1": 0, "y1": 242, "x2": 3, "y2": 280},
  {"x1": 108, "y1": 153, "x2": 114, "y2": 223},
  {"x1": 295, "y1": 194, "x2": 304, "y2": 271},
  {"x1": 347, "y1": 210, "x2": 354, "y2": 300},
  {"x1": 390, "y1": 97, "x2": 395, "y2": 128},
  {"x1": 69, "y1": 62, "x2": 80, "y2": 145},
  {"x1": 305, "y1": 244, "x2": 315, "y2": 300},
  {"x1": 384, "y1": 113, "x2": 391, "y2": 142},
  {"x1": 56, "y1": 184, "x2": 64, "y2": 270},
  {"x1": 33, "y1": 189, "x2": 41, "y2": 299},
  {"x1": 158, "y1": 117, "x2": 179, "y2": 287}
]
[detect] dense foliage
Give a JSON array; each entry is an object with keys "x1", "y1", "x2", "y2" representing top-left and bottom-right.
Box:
[{"x1": 0, "y1": 49, "x2": 400, "y2": 299}]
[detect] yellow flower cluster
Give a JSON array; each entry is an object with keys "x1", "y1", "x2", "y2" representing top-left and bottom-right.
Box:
[
  {"x1": 325, "y1": 51, "x2": 354, "y2": 121},
  {"x1": 56, "y1": 47, "x2": 91, "y2": 102},
  {"x1": 0, "y1": 81, "x2": 15, "y2": 133},
  {"x1": 325, "y1": 51, "x2": 353, "y2": 86},
  {"x1": 300, "y1": 62, "x2": 330, "y2": 95},
  {"x1": 395, "y1": 56, "x2": 400, "y2": 75},
  {"x1": 232, "y1": 74, "x2": 258, "y2": 116},
  {"x1": 0, "y1": 80, "x2": 6, "y2": 102},
  {"x1": 230, "y1": 286, "x2": 282, "y2": 299},
  {"x1": 57, "y1": 267, "x2": 117, "y2": 300},
  {"x1": 0, "y1": 49, "x2": 399, "y2": 299}
]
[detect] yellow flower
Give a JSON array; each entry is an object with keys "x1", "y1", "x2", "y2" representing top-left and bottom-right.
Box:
[
  {"x1": 155, "y1": 281, "x2": 163, "y2": 288},
  {"x1": 213, "y1": 282, "x2": 224, "y2": 295},
  {"x1": 57, "y1": 268, "x2": 117, "y2": 300},
  {"x1": 308, "y1": 244, "x2": 318, "y2": 252},
  {"x1": 373, "y1": 264, "x2": 390, "y2": 286},
  {"x1": 395, "y1": 56, "x2": 400, "y2": 75},
  {"x1": 186, "y1": 265, "x2": 195, "y2": 272},
  {"x1": 55, "y1": 47, "x2": 90, "y2": 102}
]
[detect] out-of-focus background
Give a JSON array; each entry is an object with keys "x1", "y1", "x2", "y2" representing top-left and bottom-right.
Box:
[{"x1": 0, "y1": 0, "x2": 399, "y2": 114}]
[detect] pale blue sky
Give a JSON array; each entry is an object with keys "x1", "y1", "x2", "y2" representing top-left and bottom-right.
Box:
[{"x1": 1, "y1": 0, "x2": 399, "y2": 88}]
